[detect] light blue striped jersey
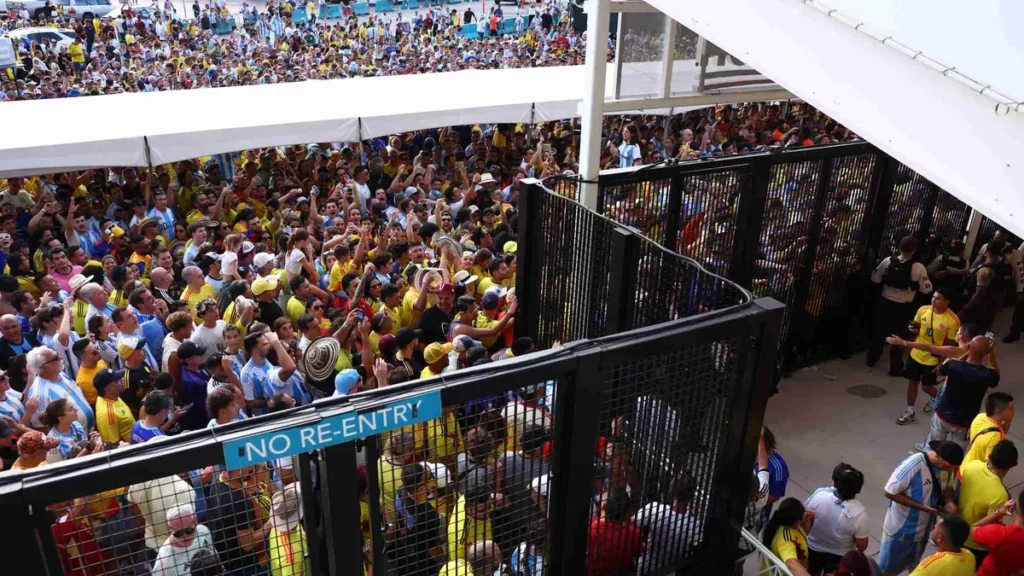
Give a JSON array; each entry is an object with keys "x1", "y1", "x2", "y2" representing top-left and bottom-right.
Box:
[{"x1": 883, "y1": 452, "x2": 956, "y2": 541}]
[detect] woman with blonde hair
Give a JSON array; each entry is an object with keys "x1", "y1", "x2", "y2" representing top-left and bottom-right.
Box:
[{"x1": 220, "y1": 233, "x2": 244, "y2": 281}]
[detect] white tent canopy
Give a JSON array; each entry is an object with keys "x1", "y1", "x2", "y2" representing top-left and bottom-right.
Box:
[
  {"x1": 0, "y1": 66, "x2": 583, "y2": 177},
  {"x1": 646, "y1": 0, "x2": 1024, "y2": 238}
]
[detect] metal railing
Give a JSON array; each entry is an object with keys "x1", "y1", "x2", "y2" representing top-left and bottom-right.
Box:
[{"x1": 589, "y1": 141, "x2": 978, "y2": 373}]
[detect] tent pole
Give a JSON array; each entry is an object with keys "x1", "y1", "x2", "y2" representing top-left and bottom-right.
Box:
[{"x1": 578, "y1": 0, "x2": 610, "y2": 211}]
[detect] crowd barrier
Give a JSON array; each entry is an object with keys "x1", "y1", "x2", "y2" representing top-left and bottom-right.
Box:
[
  {"x1": 587, "y1": 142, "x2": 987, "y2": 374},
  {"x1": 0, "y1": 184, "x2": 782, "y2": 576},
  {"x1": 292, "y1": 6, "x2": 309, "y2": 23},
  {"x1": 320, "y1": 3, "x2": 343, "y2": 19},
  {"x1": 459, "y1": 14, "x2": 555, "y2": 39}
]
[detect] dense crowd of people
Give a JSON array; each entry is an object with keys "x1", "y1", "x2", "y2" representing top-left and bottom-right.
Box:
[
  {"x1": 7, "y1": 2, "x2": 1020, "y2": 576},
  {"x1": 1, "y1": 0, "x2": 580, "y2": 98}
]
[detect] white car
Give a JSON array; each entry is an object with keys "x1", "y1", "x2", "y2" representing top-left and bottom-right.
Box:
[
  {"x1": 7, "y1": 0, "x2": 116, "y2": 20},
  {"x1": 2, "y1": 26, "x2": 78, "y2": 50}
]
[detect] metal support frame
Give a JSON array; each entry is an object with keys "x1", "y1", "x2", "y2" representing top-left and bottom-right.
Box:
[
  {"x1": 731, "y1": 158, "x2": 772, "y2": 288},
  {"x1": 660, "y1": 14, "x2": 676, "y2": 98},
  {"x1": 320, "y1": 443, "x2": 365, "y2": 576},
  {"x1": 704, "y1": 299, "x2": 783, "y2": 573},
  {"x1": 603, "y1": 88, "x2": 794, "y2": 113},
  {"x1": 515, "y1": 178, "x2": 543, "y2": 341},
  {"x1": 605, "y1": 226, "x2": 642, "y2": 334},
  {"x1": 579, "y1": 0, "x2": 612, "y2": 211}
]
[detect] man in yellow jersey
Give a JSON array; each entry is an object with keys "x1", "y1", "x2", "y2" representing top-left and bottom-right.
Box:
[
  {"x1": 68, "y1": 37, "x2": 86, "y2": 72},
  {"x1": 447, "y1": 470, "x2": 499, "y2": 561},
  {"x1": 910, "y1": 514, "x2": 975, "y2": 575},
  {"x1": 93, "y1": 369, "x2": 134, "y2": 446},
  {"x1": 964, "y1": 392, "x2": 1015, "y2": 467},
  {"x1": 958, "y1": 440, "x2": 1017, "y2": 566},
  {"x1": 180, "y1": 266, "x2": 217, "y2": 315},
  {"x1": 897, "y1": 291, "x2": 959, "y2": 425},
  {"x1": 476, "y1": 258, "x2": 511, "y2": 298},
  {"x1": 72, "y1": 339, "x2": 106, "y2": 405}
]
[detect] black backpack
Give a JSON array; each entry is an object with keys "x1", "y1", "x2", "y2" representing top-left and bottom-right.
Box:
[{"x1": 884, "y1": 257, "x2": 914, "y2": 290}]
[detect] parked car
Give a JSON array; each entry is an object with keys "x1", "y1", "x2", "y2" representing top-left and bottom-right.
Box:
[
  {"x1": 2, "y1": 26, "x2": 78, "y2": 50},
  {"x1": 8, "y1": 0, "x2": 116, "y2": 21}
]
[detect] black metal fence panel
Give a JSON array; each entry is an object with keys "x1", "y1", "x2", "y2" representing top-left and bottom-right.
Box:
[
  {"x1": 588, "y1": 143, "x2": 987, "y2": 373},
  {"x1": 928, "y1": 190, "x2": 972, "y2": 251},
  {"x1": 790, "y1": 152, "x2": 879, "y2": 364},
  {"x1": 372, "y1": 374, "x2": 563, "y2": 576},
  {"x1": 876, "y1": 161, "x2": 934, "y2": 262},
  {"x1": 674, "y1": 166, "x2": 747, "y2": 276},
  {"x1": 592, "y1": 333, "x2": 743, "y2": 574},
  {"x1": 751, "y1": 158, "x2": 822, "y2": 360},
  {"x1": 527, "y1": 190, "x2": 617, "y2": 348},
  {"x1": 599, "y1": 174, "x2": 675, "y2": 246}
]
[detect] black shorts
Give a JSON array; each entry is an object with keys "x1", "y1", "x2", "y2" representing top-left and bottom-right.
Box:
[{"x1": 904, "y1": 357, "x2": 938, "y2": 387}]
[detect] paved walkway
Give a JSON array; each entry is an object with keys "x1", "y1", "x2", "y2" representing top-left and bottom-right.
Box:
[{"x1": 745, "y1": 308, "x2": 1024, "y2": 574}]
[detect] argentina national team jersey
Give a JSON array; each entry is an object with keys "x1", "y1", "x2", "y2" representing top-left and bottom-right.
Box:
[
  {"x1": 46, "y1": 421, "x2": 87, "y2": 463},
  {"x1": 40, "y1": 332, "x2": 82, "y2": 381},
  {"x1": 241, "y1": 358, "x2": 272, "y2": 415},
  {"x1": 28, "y1": 375, "x2": 94, "y2": 431},
  {"x1": 883, "y1": 452, "x2": 956, "y2": 542},
  {"x1": 0, "y1": 389, "x2": 25, "y2": 422},
  {"x1": 258, "y1": 367, "x2": 312, "y2": 406}
]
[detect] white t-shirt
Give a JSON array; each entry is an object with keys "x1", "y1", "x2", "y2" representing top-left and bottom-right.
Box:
[
  {"x1": 221, "y1": 251, "x2": 238, "y2": 278},
  {"x1": 355, "y1": 181, "x2": 372, "y2": 214},
  {"x1": 151, "y1": 524, "x2": 214, "y2": 576},
  {"x1": 804, "y1": 487, "x2": 869, "y2": 556},
  {"x1": 127, "y1": 475, "x2": 195, "y2": 550},
  {"x1": 162, "y1": 337, "x2": 183, "y2": 373},
  {"x1": 632, "y1": 502, "x2": 702, "y2": 575},
  {"x1": 189, "y1": 321, "x2": 227, "y2": 360},
  {"x1": 285, "y1": 248, "x2": 305, "y2": 276}
]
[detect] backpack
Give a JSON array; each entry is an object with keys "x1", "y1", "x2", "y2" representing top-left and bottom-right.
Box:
[{"x1": 883, "y1": 257, "x2": 914, "y2": 290}]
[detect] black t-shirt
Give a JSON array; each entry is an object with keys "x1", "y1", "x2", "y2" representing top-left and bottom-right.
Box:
[
  {"x1": 206, "y1": 479, "x2": 260, "y2": 572},
  {"x1": 258, "y1": 300, "x2": 284, "y2": 327},
  {"x1": 121, "y1": 364, "x2": 153, "y2": 416},
  {"x1": 367, "y1": 171, "x2": 392, "y2": 194},
  {"x1": 936, "y1": 360, "x2": 1000, "y2": 428},
  {"x1": 418, "y1": 305, "x2": 454, "y2": 346}
]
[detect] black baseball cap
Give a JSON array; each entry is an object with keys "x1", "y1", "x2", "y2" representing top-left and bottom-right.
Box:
[
  {"x1": 178, "y1": 341, "x2": 206, "y2": 360},
  {"x1": 93, "y1": 368, "x2": 125, "y2": 390},
  {"x1": 395, "y1": 328, "x2": 423, "y2": 349}
]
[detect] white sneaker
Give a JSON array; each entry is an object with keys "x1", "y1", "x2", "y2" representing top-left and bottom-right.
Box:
[
  {"x1": 923, "y1": 399, "x2": 934, "y2": 413},
  {"x1": 896, "y1": 410, "x2": 916, "y2": 425}
]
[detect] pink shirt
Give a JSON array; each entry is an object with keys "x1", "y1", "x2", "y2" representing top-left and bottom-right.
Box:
[{"x1": 51, "y1": 265, "x2": 83, "y2": 292}]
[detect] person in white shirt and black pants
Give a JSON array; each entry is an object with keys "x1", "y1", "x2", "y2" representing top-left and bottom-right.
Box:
[{"x1": 866, "y1": 236, "x2": 933, "y2": 375}]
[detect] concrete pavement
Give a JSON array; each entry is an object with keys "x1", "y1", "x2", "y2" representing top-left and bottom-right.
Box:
[{"x1": 747, "y1": 308, "x2": 1024, "y2": 574}]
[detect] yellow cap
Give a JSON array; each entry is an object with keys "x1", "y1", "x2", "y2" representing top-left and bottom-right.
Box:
[
  {"x1": 252, "y1": 276, "x2": 279, "y2": 296},
  {"x1": 423, "y1": 342, "x2": 453, "y2": 365}
]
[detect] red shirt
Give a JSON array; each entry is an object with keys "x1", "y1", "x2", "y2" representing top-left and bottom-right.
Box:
[
  {"x1": 974, "y1": 523, "x2": 1024, "y2": 576},
  {"x1": 586, "y1": 519, "x2": 644, "y2": 576},
  {"x1": 52, "y1": 515, "x2": 117, "y2": 576}
]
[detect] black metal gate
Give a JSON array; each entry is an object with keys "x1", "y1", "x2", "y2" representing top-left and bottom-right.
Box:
[{"x1": 590, "y1": 143, "x2": 979, "y2": 373}]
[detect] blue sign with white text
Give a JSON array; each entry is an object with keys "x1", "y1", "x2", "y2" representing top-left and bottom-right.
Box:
[{"x1": 222, "y1": 391, "x2": 442, "y2": 470}]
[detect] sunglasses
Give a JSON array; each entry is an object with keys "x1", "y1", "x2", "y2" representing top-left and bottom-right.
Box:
[
  {"x1": 311, "y1": 304, "x2": 324, "y2": 310},
  {"x1": 171, "y1": 526, "x2": 196, "y2": 538}
]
